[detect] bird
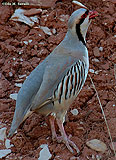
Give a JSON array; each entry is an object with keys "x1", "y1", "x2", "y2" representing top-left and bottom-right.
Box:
[{"x1": 8, "y1": 8, "x2": 98, "y2": 153}]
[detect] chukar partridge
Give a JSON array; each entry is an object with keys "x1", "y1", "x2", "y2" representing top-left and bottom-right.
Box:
[{"x1": 9, "y1": 8, "x2": 98, "y2": 153}]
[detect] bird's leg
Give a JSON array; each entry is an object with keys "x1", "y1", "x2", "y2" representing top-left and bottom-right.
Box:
[
  {"x1": 49, "y1": 116, "x2": 57, "y2": 141},
  {"x1": 56, "y1": 118, "x2": 80, "y2": 154}
]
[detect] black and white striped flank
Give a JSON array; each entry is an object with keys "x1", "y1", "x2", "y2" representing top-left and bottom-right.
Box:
[{"x1": 53, "y1": 60, "x2": 86, "y2": 104}]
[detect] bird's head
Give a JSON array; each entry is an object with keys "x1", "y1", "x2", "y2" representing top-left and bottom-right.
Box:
[{"x1": 68, "y1": 8, "x2": 98, "y2": 45}]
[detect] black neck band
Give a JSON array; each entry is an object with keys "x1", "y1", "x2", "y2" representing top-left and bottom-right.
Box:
[
  {"x1": 76, "y1": 10, "x2": 89, "y2": 46},
  {"x1": 76, "y1": 23, "x2": 86, "y2": 46}
]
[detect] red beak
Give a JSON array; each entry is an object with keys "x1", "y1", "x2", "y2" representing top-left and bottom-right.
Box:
[{"x1": 89, "y1": 10, "x2": 98, "y2": 19}]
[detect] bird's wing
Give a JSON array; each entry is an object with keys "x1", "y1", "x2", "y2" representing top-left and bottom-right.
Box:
[
  {"x1": 9, "y1": 52, "x2": 78, "y2": 137},
  {"x1": 9, "y1": 59, "x2": 47, "y2": 137},
  {"x1": 30, "y1": 53, "x2": 78, "y2": 111}
]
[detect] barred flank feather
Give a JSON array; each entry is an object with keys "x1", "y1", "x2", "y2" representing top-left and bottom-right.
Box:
[{"x1": 53, "y1": 60, "x2": 86, "y2": 104}]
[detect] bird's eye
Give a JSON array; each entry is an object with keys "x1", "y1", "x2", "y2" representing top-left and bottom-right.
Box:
[
  {"x1": 81, "y1": 13, "x2": 87, "y2": 19},
  {"x1": 81, "y1": 10, "x2": 89, "y2": 19}
]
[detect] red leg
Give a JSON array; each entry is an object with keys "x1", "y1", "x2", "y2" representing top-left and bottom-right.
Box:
[
  {"x1": 56, "y1": 118, "x2": 80, "y2": 153},
  {"x1": 49, "y1": 116, "x2": 57, "y2": 141},
  {"x1": 49, "y1": 116, "x2": 80, "y2": 153}
]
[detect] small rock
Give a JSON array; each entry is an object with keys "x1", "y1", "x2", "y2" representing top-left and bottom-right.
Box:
[
  {"x1": 0, "y1": 127, "x2": 7, "y2": 141},
  {"x1": 18, "y1": 74, "x2": 26, "y2": 79},
  {"x1": 94, "y1": 71, "x2": 99, "y2": 75},
  {"x1": 0, "y1": 149, "x2": 11, "y2": 159},
  {"x1": 10, "y1": 8, "x2": 35, "y2": 27},
  {"x1": 86, "y1": 139, "x2": 107, "y2": 153},
  {"x1": 0, "y1": 123, "x2": 5, "y2": 128},
  {"x1": 52, "y1": 28, "x2": 56, "y2": 34},
  {"x1": 99, "y1": 47, "x2": 103, "y2": 52},
  {"x1": 89, "y1": 69, "x2": 95, "y2": 73},
  {"x1": 110, "y1": 53, "x2": 116, "y2": 62},
  {"x1": 70, "y1": 156, "x2": 78, "y2": 160},
  {"x1": 23, "y1": 41, "x2": 28, "y2": 45},
  {"x1": 15, "y1": 83, "x2": 22, "y2": 88},
  {"x1": 92, "y1": 58, "x2": 100, "y2": 62},
  {"x1": 38, "y1": 144, "x2": 52, "y2": 160},
  {"x1": 93, "y1": 47, "x2": 100, "y2": 57},
  {"x1": 13, "y1": 57, "x2": 16, "y2": 61},
  {"x1": 20, "y1": 58, "x2": 23, "y2": 62},
  {"x1": 92, "y1": 154, "x2": 95, "y2": 159},
  {"x1": 28, "y1": 39, "x2": 32, "y2": 43},
  {"x1": 9, "y1": 72, "x2": 13, "y2": 77},
  {"x1": 24, "y1": 8, "x2": 42, "y2": 16},
  {"x1": 40, "y1": 26, "x2": 52, "y2": 36},
  {"x1": 59, "y1": 14, "x2": 69, "y2": 22},
  {"x1": 30, "y1": 16, "x2": 38, "y2": 23},
  {"x1": 42, "y1": 10, "x2": 48, "y2": 15},
  {"x1": 5, "y1": 139, "x2": 14, "y2": 149},
  {"x1": 18, "y1": 50, "x2": 23, "y2": 55},
  {"x1": 38, "y1": 42, "x2": 45, "y2": 46},
  {"x1": 9, "y1": 93, "x2": 18, "y2": 100},
  {"x1": 70, "y1": 109, "x2": 79, "y2": 116},
  {"x1": 96, "y1": 155, "x2": 102, "y2": 160}
]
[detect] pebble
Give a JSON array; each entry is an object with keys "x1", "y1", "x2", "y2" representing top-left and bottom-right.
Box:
[
  {"x1": 86, "y1": 139, "x2": 107, "y2": 153},
  {"x1": 52, "y1": 28, "x2": 56, "y2": 34},
  {"x1": 38, "y1": 144, "x2": 52, "y2": 160},
  {"x1": 9, "y1": 93, "x2": 18, "y2": 100},
  {"x1": 70, "y1": 109, "x2": 79, "y2": 116},
  {"x1": 59, "y1": 14, "x2": 69, "y2": 22},
  {"x1": 18, "y1": 74, "x2": 26, "y2": 79},
  {"x1": 40, "y1": 26, "x2": 52, "y2": 36},
  {"x1": 23, "y1": 41, "x2": 28, "y2": 45},
  {"x1": 15, "y1": 83, "x2": 22, "y2": 88},
  {"x1": 10, "y1": 9, "x2": 35, "y2": 27},
  {"x1": 42, "y1": 10, "x2": 48, "y2": 15},
  {"x1": 28, "y1": 39, "x2": 32, "y2": 43},
  {"x1": 13, "y1": 57, "x2": 16, "y2": 61},
  {"x1": 18, "y1": 50, "x2": 23, "y2": 55},
  {"x1": 93, "y1": 47, "x2": 100, "y2": 57},
  {"x1": 96, "y1": 155, "x2": 102, "y2": 160},
  {"x1": 24, "y1": 8, "x2": 42, "y2": 16},
  {"x1": 0, "y1": 127, "x2": 7, "y2": 141},
  {"x1": 30, "y1": 16, "x2": 39, "y2": 23},
  {"x1": 99, "y1": 47, "x2": 103, "y2": 52},
  {"x1": 5, "y1": 139, "x2": 14, "y2": 149},
  {"x1": 20, "y1": 58, "x2": 23, "y2": 62},
  {"x1": 92, "y1": 58, "x2": 100, "y2": 62},
  {"x1": 0, "y1": 149, "x2": 11, "y2": 159},
  {"x1": 9, "y1": 72, "x2": 13, "y2": 77},
  {"x1": 89, "y1": 69, "x2": 95, "y2": 73}
]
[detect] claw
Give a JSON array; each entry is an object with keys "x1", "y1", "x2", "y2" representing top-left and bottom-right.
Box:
[
  {"x1": 68, "y1": 139, "x2": 80, "y2": 153},
  {"x1": 54, "y1": 135, "x2": 79, "y2": 153},
  {"x1": 49, "y1": 116, "x2": 80, "y2": 153}
]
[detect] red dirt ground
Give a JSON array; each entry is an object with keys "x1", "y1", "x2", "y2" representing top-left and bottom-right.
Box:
[{"x1": 0, "y1": 0, "x2": 116, "y2": 159}]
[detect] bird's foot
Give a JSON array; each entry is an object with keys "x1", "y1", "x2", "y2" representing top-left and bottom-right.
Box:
[
  {"x1": 49, "y1": 117, "x2": 80, "y2": 154},
  {"x1": 54, "y1": 134, "x2": 80, "y2": 154}
]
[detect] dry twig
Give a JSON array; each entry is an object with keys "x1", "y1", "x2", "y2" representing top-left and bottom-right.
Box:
[{"x1": 88, "y1": 74, "x2": 116, "y2": 157}]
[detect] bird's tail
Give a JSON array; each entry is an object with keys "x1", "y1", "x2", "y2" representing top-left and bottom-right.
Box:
[{"x1": 8, "y1": 109, "x2": 33, "y2": 137}]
